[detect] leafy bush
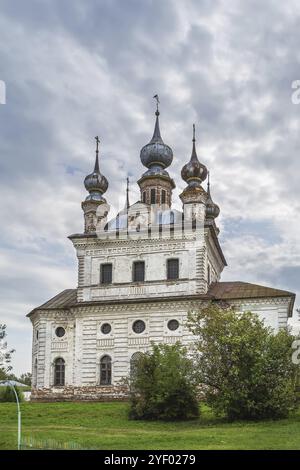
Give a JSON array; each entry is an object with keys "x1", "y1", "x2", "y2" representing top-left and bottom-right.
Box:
[
  {"x1": 129, "y1": 343, "x2": 199, "y2": 421},
  {"x1": 187, "y1": 303, "x2": 297, "y2": 421},
  {"x1": 0, "y1": 386, "x2": 24, "y2": 403}
]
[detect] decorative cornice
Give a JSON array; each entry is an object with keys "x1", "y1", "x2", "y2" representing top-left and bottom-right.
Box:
[{"x1": 30, "y1": 294, "x2": 294, "y2": 319}]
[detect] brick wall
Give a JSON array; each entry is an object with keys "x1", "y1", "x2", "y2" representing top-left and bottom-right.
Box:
[{"x1": 30, "y1": 385, "x2": 129, "y2": 402}]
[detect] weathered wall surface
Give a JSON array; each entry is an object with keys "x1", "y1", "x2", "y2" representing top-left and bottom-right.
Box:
[
  {"x1": 30, "y1": 296, "x2": 290, "y2": 400},
  {"x1": 30, "y1": 385, "x2": 129, "y2": 402},
  {"x1": 31, "y1": 299, "x2": 198, "y2": 390},
  {"x1": 73, "y1": 224, "x2": 225, "y2": 304}
]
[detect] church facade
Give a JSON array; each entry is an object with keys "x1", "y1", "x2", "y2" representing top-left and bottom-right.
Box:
[{"x1": 28, "y1": 102, "x2": 295, "y2": 401}]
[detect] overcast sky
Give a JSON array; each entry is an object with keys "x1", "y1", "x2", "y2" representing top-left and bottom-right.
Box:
[{"x1": 0, "y1": 0, "x2": 300, "y2": 375}]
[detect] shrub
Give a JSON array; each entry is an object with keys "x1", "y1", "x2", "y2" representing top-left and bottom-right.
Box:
[
  {"x1": 187, "y1": 302, "x2": 298, "y2": 421},
  {"x1": 129, "y1": 343, "x2": 199, "y2": 421},
  {"x1": 0, "y1": 386, "x2": 24, "y2": 403}
]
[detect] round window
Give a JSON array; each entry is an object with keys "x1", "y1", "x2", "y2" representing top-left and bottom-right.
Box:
[
  {"x1": 101, "y1": 323, "x2": 111, "y2": 335},
  {"x1": 132, "y1": 320, "x2": 146, "y2": 334},
  {"x1": 55, "y1": 327, "x2": 65, "y2": 338},
  {"x1": 167, "y1": 319, "x2": 179, "y2": 331}
]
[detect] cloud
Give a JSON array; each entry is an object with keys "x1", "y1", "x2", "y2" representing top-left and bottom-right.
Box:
[{"x1": 0, "y1": 0, "x2": 299, "y2": 373}]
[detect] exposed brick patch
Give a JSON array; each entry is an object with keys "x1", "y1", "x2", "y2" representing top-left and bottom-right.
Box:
[{"x1": 31, "y1": 385, "x2": 129, "y2": 402}]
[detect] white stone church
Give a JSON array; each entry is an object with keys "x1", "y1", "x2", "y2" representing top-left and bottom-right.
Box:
[{"x1": 28, "y1": 102, "x2": 295, "y2": 401}]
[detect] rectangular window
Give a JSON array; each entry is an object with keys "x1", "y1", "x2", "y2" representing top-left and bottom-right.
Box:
[
  {"x1": 167, "y1": 259, "x2": 179, "y2": 280},
  {"x1": 142, "y1": 191, "x2": 146, "y2": 203},
  {"x1": 101, "y1": 263, "x2": 113, "y2": 284},
  {"x1": 133, "y1": 261, "x2": 145, "y2": 282},
  {"x1": 161, "y1": 190, "x2": 166, "y2": 204},
  {"x1": 151, "y1": 188, "x2": 156, "y2": 204}
]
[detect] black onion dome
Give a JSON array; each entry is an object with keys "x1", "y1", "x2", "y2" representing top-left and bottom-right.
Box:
[
  {"x1": 140, "y1": 110, "x2": 173, "y2": 169},
  {"x1": 206, "y1": 173, "x2": 220, "y2": 219},
  {"x1": 181, "y1": 124, "x2": 207, "y2": 186},
  {"x1": 84, "y1": 138, "x2": 108, "y2": 201},
  {"x1": 84, "y1": 171, "x2": 108, "y2": 194}
]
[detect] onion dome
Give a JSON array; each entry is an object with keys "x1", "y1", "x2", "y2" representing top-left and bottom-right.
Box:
[
  {"x1": 181, "y1": 124, "x2": 208, "y2": 187},
  {"x1": 84, "y1": 136, "x2": 108, "y2": 201},
  {"x1": 206, "y1": 172, "x2": 220, "y2": 219},
  {"x1": 140, "y1": 103, "x2": 173, "y2": 171}
]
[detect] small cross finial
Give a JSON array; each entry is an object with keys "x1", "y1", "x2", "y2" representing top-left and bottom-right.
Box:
[
  {"x1": 126, "y1": 176, "x2": 130, "y2": 210},
  {"x1": 95, "y1": 136, "x2": 100, "y2": 154},
  {"x1": 207, "y1": 170, "x2": 210, "y2": 190},
  {"x1": 94, "y1": 136, "x2": 100, "y2": 173},
  {"x1": 153, "y1": 94, "x2": 160, "y2": 113},
  {"x1": 193, "y1": 124, "x2": 196, "y2": 142}
]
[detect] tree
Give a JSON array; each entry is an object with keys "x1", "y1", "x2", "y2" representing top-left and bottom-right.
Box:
[
  {"x1": 187, "y1": 302, "x2": 297, "y2": 421},
  {"x1": 129, "y1": 342, "x2": 199, "y2": 421},
  {"x1": 0, "y1": 324, "x2": 15, "y2": 380},
  {"x1": 19, "y1": 373, "x2": 32, "y2": 387},
  {"x1": 0, "y1": 386, "x2": 24, "y2": 403}
]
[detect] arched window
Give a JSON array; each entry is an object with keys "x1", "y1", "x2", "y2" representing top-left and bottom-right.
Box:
[
  {"x1": 130, "y1": 352, "x2": 143, "y2": 378},
  {"x1": 158, "y1": 211, "x2": 163, "y2": 233},
  {"x1": 100, "y1": 355, "x2": 112, "y2": 385},
  {"x1": 170, "y1": 211, "x2": 175, "y2": 235},
  {"x1": 54, "y1": 358, "x2": 65, "y2": 386},
  {"x1": 150, "y1": 188, "x2": 156, "y2": 205}
]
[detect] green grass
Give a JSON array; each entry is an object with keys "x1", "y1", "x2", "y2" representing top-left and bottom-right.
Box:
[{"x1": 0, "y1": 402, "x2": 300, "y2": 450}]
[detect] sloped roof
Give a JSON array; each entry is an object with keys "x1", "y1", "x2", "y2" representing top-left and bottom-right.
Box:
[
  {"x1": 28, "y1": 289, "x2": 77, "y2": 315},
  {"x1": 27, "y1": 282, "x2": 295, "y2": 318},
  {"x1": 208, "y1": 281, "x2": 295, "y2": 300}
]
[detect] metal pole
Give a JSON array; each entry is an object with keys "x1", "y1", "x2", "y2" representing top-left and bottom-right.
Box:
[{"x1": 7, "y1": 381, "x2": 21, "y2": 450}]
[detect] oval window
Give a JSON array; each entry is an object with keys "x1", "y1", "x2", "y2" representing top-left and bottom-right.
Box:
[
  {"x1": 101, "y1": 323, "x2": 112, "y2": 335},
  {"x1": 132, "y1": 320, "x2": 146, "y2": 334},
  {"x1": 167, "y1": 319, "x2": 179, "y2": 331},
  {"x1": 55, "y1": 327, "x2": 65, "y2": 338}
]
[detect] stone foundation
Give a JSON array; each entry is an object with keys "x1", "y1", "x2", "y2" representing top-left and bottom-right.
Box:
[{"x1": 30, "y1": 385, "x2": 129, "y2": 402}]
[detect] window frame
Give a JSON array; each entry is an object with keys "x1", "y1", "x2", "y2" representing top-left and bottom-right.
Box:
[
  {"x1": 133, "y1": 261, "x2": 145, "y2": 283},
  {"x1": 101, "y1": 323, "x2": 112, "y2": 335},
  {"x1": 167, "y1": 258, "x2": 179, "y2": 280},
  {"x1": 132, "y1": 319, "x2": 146, "y2": 334},
  {"x1": 150, "y1": 188, "x2": 156, "y2": 205},
  {"x1": 100, "y1": 355, "x2": 112, "y2": 386},
  {"x1": 55, "y1": 326, "x2": 65, "y2": 338},
  {"x1": 100, "y1": 263, "x2": 113, "y2": 285},
  {"x1": 54, "y1": 357, "x2": 65, "y2": 387},
  {"x1": 167, "y1": 319, "x2": 180, "y2": 331},
  {"x1": 130, "y1": 352, "x2": 143, "y2": 378}
]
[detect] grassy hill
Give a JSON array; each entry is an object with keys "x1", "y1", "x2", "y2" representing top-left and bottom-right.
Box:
[{"x1": 0, "y1": 402, "x2": 300, "y2": 450}]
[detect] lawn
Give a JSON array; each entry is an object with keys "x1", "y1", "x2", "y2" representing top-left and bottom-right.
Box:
[{"x1": 0, "y1": 402, "x2": 300, "y2": 450}]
